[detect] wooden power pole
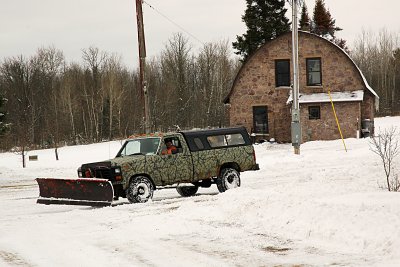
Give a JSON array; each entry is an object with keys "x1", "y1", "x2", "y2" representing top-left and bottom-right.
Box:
[{"x1": 135, "y1": 0, "x2": 151, "y2": 134}]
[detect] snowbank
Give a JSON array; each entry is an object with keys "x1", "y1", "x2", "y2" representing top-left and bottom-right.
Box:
[{"x1": 0, "y1": 117, "x2": 400, "y2": 266}]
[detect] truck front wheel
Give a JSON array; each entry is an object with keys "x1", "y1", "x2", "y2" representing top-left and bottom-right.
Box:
[
  {"x1": 126, "y1": 176, "x2": 154, "y2": 203},
  {"x1": 216, "y1": 168, "x2": 241, "y2": 193}
]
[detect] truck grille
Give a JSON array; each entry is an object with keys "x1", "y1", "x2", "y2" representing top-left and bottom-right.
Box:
[{"x1": 94, "y1": 168, "x2": 112, "y2": 180}]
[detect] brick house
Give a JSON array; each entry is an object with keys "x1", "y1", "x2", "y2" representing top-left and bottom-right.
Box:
[{"x1": 224, "y1": 31, "x2": 379, "y2": 142}]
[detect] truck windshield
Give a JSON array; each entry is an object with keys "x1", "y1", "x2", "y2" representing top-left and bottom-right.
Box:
[{"x1": 118, "y1": 137, "x2": 161, "y2": 156}]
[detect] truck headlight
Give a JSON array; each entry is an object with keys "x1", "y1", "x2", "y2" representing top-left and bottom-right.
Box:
[
  {"x1": 77, "y1": 167, "x2": 83, "y2": 177},
  {"x1": 114, "y1": 167, "x2": 122, "y2": 181}
]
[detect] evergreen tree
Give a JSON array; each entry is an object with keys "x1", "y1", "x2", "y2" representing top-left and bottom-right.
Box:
[
  {"x1": 0, "y1": 94, "x2": 9, "y2": 135},
  {"x1": 233, "y1": 0, "x2": 290, "y2": 61},
  {"x1": 333, "y1": 38, "x2": 350, "y2": 54},
  {"x1": 299, "y1": 3, "x2": 310, "y2": 31},
  {"x1": 311, "y1": 0, "x2": 342, "y2": 38},
  {"x1": 311, "y1": 0, "x2": 347, "y2": 51}
]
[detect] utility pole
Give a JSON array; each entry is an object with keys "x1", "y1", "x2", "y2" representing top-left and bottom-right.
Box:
[
  {"x1": 135, "y1": 0, "x2": 151, "y2": 134},
  {"x1": 291, "y1": 0, "x2": 301, "y2": 154}
]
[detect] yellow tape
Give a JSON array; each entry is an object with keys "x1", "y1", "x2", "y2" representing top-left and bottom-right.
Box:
[{"x1": 328, "y1": 90, "x2": 347, "y2": 152}]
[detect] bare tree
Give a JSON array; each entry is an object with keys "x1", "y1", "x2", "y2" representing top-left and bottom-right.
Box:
[
  {"x1": 160, "y1": 33, "x2": 192, "y2": 129},
  {"x1": 370, "y1": 127, "x2": 400, "y2": 191},
  {"x1": 197, "y1": 40, "x2": 239, "y2": 128},
  {"x1": 198, "y1": 42, "x2": 218, "y2": 127},
  {"x1": 101, "y1": 54, "x2": 128, "y2": 140},
  {"x1": 35, "y1": 46, "x2": 65, "y2": 159},
  {"x1": 0, "y1": 56, "x2": 32, "y2": 167},
  {"x1": 60, "y1": 63, "x2": 82, "y2": 144},
  {"x1": 352, "y1": 29, "x2": 400, "y2": 116},
  {"x1": 0, "y1": 35, "x2": 241, "y2": 151},
  {"x1": 82, "y1": 46, "x2": 107, "y2": 142}
]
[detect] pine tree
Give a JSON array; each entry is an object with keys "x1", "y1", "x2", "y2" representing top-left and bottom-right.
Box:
[
  {"x1": 311, "y1": 0, "x2": 342, "y2": 39},
  {"x1": 0, "y1": 95, "x2": 9, "y2": 135},
  {"x1": 311, "y1": 0, "x2": 347, "y2": 51},
  {"x1": 299, "y1": 4, "x2": 310, "y2": 31},
  {"x1": 333, "y1": 38, "x2": 350, "y2": 54},
  {"x1": 233, "y1": 0, "x2": 290, "y2": 61}
]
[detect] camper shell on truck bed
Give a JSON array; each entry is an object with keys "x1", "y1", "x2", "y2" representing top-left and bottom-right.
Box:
[{"x1": 181, "y1": 127, "x2": 252, "y2": 152}]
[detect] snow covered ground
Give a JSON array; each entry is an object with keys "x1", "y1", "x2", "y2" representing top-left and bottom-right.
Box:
[{"x1": 1, "y1": 117, "x2": 400, "y2": 267}]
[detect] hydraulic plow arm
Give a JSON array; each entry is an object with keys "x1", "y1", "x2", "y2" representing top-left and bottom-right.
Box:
[{"x1": 36, "y1": 178, "x2": 114, "y2": 206}]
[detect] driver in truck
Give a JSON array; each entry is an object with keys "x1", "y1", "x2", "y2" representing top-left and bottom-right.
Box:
[{"x1": 162, "y1": 138, "x2": 177, "y2": 155}]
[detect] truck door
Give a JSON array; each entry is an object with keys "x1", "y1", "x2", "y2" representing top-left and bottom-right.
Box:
[{"x1": 150, "y1": 135, "x2": 193, "y2": 185}]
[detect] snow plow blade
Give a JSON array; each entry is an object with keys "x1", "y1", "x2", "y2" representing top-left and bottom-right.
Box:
[{"x1": 36, "y1": 178, "x2": 114, "y2": 207}]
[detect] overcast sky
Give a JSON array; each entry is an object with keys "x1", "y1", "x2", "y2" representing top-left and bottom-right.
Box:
[{"x1": 1, "y1": 0, "x2": 399, "y2": 68}]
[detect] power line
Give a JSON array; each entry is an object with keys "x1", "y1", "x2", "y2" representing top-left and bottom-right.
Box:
[{"x1": 142, "y1": 0, "x2": 205, "y2": 45}]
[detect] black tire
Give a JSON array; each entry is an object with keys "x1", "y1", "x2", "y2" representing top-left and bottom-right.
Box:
[
  {"x1": 126, "y1": 176, "x2": 154, "y2": 203},
  {"x1": 216, "y1": 168, "x2": 241, "y2": 193},
  {"x1": 176, "y1": 185, "x2": 199, "y2": 197}
]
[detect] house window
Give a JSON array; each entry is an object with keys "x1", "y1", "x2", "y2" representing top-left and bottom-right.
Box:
[
  {"x1": 306, "y1": 58, "x2": 322, "y2": 86},
  {"x1": 309, "y1": 106, "x2": 321, "y2": 120},
  {"x1": 275, "y1": 59, "x2": 290, "y2": 87},
  {"x1": 253, "y1": 106, "x2": 269, "y2": 133}
]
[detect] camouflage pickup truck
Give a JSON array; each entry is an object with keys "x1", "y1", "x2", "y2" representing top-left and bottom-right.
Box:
[{"x1": 78, "y1": 127, "x2": 259, "y2": 203}]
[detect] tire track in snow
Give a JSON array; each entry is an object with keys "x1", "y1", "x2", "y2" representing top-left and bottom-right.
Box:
[{"x1": 0, "y1": 250, "x2": 33, "y2": 267}]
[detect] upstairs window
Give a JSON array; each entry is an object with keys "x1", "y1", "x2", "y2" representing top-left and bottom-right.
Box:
[
  {"x1": 275, "y1": 59, "x2": 290, "y2": 87},
  {"x1": 306, "y1": 58, "x2": 322, "y2": 86}
]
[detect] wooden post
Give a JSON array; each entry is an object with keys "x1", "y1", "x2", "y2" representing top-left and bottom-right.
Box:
[{"x1": 135, "y1": 0, "x2": 151, "y2": 134}]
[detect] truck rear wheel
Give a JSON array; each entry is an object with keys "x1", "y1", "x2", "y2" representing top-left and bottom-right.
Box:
[
  {"x1": 216, "y1": 168, "x2": 241, "y2": 193},
  {"x1": 176, "y1": 185, "x2": 199, "y2": 197},
  {"x1": 126, "y1": 176, "x2": 154, "y2": 203}
]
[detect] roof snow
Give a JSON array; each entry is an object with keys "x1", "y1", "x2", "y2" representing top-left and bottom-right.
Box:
[{"x1": 287, "y1": 90, "x2": 364, "y2": 105}]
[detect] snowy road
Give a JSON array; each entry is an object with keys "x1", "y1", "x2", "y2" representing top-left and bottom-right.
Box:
[{"x1": 1, "y1": 117, "x2": 400, "y2": 266}]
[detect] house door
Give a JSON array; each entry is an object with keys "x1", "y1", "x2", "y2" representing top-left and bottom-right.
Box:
[{"x1": 253, "y1": 106, "x2": 269, "y2": 134}]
